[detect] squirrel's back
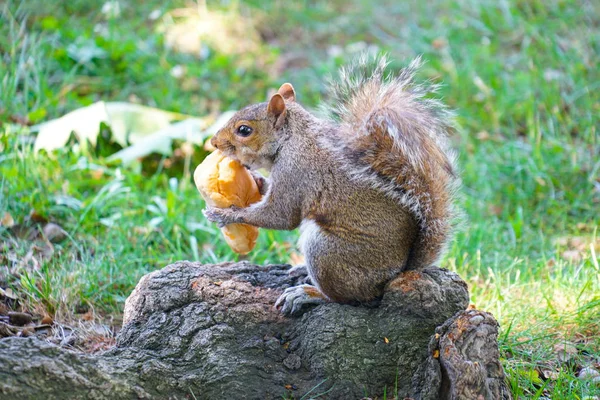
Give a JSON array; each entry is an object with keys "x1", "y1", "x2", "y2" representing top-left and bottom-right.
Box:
[{"x1": 320, "y1": 54, "x2": 459, "y2": 269}]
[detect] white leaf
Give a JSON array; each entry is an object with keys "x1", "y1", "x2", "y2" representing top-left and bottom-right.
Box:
[
  {"x1": 33, "y1": 101, "x2": 195, "y2": 153},
  {"x1": 107, "y1": 110, "x2": 236, "y2": 165},
  {"x1": 106, "y1": 119, "x2": 204, "y2": 164}
]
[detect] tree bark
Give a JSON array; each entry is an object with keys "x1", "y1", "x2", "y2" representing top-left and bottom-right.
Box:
[{"x1": 0, "y1": 261, "x2": 511, "y2": 399}]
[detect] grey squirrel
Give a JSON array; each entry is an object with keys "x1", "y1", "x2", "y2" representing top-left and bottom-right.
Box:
[{"x1": 204, "y1": 54, "x2": 459, "y2": 315}]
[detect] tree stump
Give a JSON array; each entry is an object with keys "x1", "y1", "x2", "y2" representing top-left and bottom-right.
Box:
[{"x1": 0, "y1": 261, "x2": 511, "y2": 399}]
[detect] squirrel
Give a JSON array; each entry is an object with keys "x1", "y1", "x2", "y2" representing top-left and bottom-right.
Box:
[{"x1": 204, "y1": 54, "x2": 458, "y2": 315}]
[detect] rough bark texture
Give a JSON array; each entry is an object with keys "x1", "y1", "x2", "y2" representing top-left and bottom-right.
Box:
[
  {"x1": 412, "y1": 309, "x2": 513, "y2": 400},
  {"x1": 0, "y1": 261, "x2": 511, "y2": 399}
]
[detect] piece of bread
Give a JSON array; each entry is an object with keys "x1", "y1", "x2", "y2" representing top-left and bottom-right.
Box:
[{"x1": 194, "y1": 150, "x2": 262, "y2": 254}]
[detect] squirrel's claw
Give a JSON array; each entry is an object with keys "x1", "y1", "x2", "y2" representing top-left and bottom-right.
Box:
[
  {"x1": 275, "y1": 284, "x2": 326, "y2": 316},
  {"x1": 203, "y1": 207, "x2": 234, "y2": 228}
]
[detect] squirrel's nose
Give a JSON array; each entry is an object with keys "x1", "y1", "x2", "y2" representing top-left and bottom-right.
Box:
[{"x1": 210, "y1": 136, "x2": 219, "y2": 149}]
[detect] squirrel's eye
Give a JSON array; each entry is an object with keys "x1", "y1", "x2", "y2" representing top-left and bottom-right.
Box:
[{"x1": 236, "y1": 125, "x2": 253, "y2": 137}]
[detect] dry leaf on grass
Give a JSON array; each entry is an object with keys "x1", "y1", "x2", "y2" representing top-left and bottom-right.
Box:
[
  {"x1": 555, "y1": 235, "x2": 600, "y2": 263},
  {"x1": 561, "y1": 250, "x2": 583, "y2": 263},
  {"x1": 538, "y1": 368, "x2": 560, "y2": 381},
  {"x1": 578, "y1": 366, "x2": 600, "y2": 380},
  {"x1": 554, "y1": 342, "x2": 578, "y2": 363},
  {"x1": 1, "y1": 212, "x2": 14, "y2": 227}
]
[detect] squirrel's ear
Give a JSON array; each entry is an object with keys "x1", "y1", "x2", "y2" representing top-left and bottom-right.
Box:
[
  {"x1": 267, "y1": 93, "x2": 287, "y2": 129},
  {"x1": 277, "y1": 83, "x2": 296, "y2": 102}
]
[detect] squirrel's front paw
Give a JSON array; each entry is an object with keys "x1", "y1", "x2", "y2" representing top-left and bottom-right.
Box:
[
  {"x1": 275, "y1": 284, "x2": 326, "y2": 316},
  {"x1": 203, "y1": 206, "x2": 240, "y2": 228}
]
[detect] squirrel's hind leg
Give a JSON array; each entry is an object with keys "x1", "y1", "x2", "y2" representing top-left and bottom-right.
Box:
[
  {"x1": 275, "y1": 284, "x2": 326, "y2": 316},
  {"x1": 288, "y1": 264, "x2": 313, "y2": 285},
  {"x1": 288, "y1": 264, "x2": 308, "y2": 277}
]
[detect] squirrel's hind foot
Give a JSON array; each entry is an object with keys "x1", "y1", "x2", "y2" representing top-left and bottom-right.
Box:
[{"x1": 275, "y1": 284, "x2": 326, "y2": 316}]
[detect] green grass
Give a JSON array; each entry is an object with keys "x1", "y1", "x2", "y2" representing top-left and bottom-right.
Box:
[{"x1": 1, "y1": 0, "x2": 599, "y2": 398}]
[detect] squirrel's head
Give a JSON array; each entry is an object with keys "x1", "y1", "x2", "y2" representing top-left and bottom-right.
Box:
[{"x1": 210, "y1": 83, "x2": 296, "y2": 170}]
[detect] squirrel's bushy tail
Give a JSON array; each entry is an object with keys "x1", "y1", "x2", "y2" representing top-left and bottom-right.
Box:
[{"x1": 321, "y1": 54, "x2": 459, "y2": 269}]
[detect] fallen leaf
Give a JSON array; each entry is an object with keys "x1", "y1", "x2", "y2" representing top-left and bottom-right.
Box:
[
  {"x1": 1, "y1": 288, "x2": 17, "y2": 300},
  {"x1": 554, "y1": 342, "x2": 578, "y2": 363},
  {"x1": 29, "y1": 210, "x2": 48, "y2": 224},
  {"x1": 106, "y1": 119, "x2": 202, "y2": 164},
  {"x1": 569, "y1": 237, "x2": 587, "y2": 250},
  {"x1": 42, "y1": 223, "x2": 67, "y2": 243},
  {"x1": 107, "y1": 111, "x2": 235, "y2": 165},
  {"x1": 1, "y1": 212, "x2": 14, "y2": 227},
  {"x1": 554, "y1": 236, "x2": 600, "y2": 252},
  {"x1": 538, "y1": 368, "x2": 559, "y2": 380},
  {"x1": 561, "y1": 250, "x2": 583, "y2": 263},
  {"x1": 33, "y1": 101, "x2": 198, "y2": 153},
  {"x1": 578, "y1": 366, "x2": 600, "y2": 380}
]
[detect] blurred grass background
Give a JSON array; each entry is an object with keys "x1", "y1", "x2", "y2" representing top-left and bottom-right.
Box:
[{"x1": 1, "y1": 0, "x2": 599, "y2": 398}]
